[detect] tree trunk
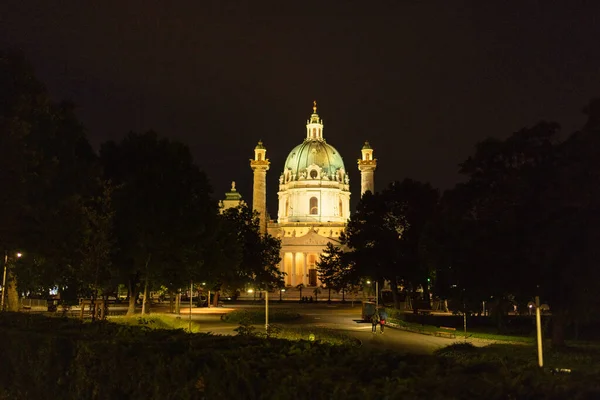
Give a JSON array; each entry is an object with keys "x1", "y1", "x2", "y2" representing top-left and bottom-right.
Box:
[
  {"x1": 127, "y1": 279, "x2": 139, "y2": 316},
  {"x1": 90, "y1": 289, "x2": 98, "y2": 322},
  {"x1": 140, "y1": 254, "x2": 152, "y2": 315},
  {"x1": 212, "y1": 291, "x2": 220, "y2": 307},
  {"x1": 175, "y1": 292, "x2": 181, "y2": 314},
  {"x1": 141, "y1": 276, "x2": 149, "y2": 314},
  {"x1": 6, "y1": 270, "x2": 19, "y2": 312},
  {"x1": 551, "y1": 312, "x2": 567, "y2": 347},
  {"x1": 327, "y1": 288, "x2": 331, "y2": 303},
  {"x1": 169, "y1": 291, "x2": 174, "y2": 313}
]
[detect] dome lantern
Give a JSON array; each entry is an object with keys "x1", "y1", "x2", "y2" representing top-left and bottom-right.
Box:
[{"x1": 306, "y1": 100, "x2": 324, "y2": 141}]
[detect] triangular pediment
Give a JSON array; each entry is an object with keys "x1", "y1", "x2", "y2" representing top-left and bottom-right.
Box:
[{"x1": 281, "y1": 227, "x2": 341, "y2": 247}]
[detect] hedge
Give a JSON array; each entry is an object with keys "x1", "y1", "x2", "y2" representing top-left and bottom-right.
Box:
[{"x1": 1, "y1": 313, "x2": 600, "y2": 399}]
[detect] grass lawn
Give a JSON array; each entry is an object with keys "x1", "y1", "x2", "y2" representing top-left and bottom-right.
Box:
[
  {"x1": 108, "y1": 312, "x2": 357, "y2": 346},
  {"x1": 439, "y1": 341, "x2": 600, "y2": 375},
  {"x1": 389, "y1": 317, "x2": 535, "y2": 343},
  {"x1": 109, "y1": 313, "x2": 204, "y2": 332}
]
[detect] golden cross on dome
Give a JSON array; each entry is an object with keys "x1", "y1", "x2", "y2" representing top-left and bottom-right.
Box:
[{"x1": 313, "y1": 100, "x2": 317, "y2": 113}]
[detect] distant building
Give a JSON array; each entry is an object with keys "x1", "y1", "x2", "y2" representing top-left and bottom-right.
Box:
[
  {"x1": 218, "y1": 181, "x2": 245, "y2": 212},
  {"x1": 222, "y1": 102, "x2": 377, "y2": 288}
]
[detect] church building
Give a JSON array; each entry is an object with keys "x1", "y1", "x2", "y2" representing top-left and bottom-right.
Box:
[{"x1": 223, "y1": 102, "x2": 377, "y2": 289}]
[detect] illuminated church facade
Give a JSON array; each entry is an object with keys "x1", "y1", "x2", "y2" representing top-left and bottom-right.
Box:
[{"x1": 222, "y1": 102, "x2": 377, "y2": 288}]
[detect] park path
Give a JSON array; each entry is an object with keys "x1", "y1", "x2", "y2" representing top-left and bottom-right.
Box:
[{"x1": 175, "y1": 303, "x2": 501, "y2": 355}]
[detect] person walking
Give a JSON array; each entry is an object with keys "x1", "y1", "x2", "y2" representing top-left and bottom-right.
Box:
[
  {"x1": 379, "y1": 309, "x2": 388, "y2": 334},
  {"x1": 371, "y1": 312, "x2": 380, "y2": 333}
]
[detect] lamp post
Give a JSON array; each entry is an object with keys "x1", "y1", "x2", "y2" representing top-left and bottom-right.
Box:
[
  {"x1": 528, "y1": 297, "x2": 548, "y2": 368},
  {"x1": 279, "y1": 288, "x2": 285, "y2": 302},
  {"x1": 189, "y1": 281, "x2": 193, "y2": 333},
  {"x1": 202, "y1": 282, "x2": 208, "y2": 308},
  {"x1": 1, "y1": 251, "x2": 21, "y2": 311},
  {"x1": 248, "y1": 288, "x2": 269, "y2": 335},
  {"x1": 265, "y1": 289, "x2": 269, "y2": 335},
  {"x1": 366, "y1": 280, "x2": 379, "y2": 309}
]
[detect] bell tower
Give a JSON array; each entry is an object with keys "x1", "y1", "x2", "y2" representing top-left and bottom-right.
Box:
[
  {"x1": 357, "y1": 141, "x2": 377, "y2": 196},
  {"x1": 250, "y1": 140, "x2": 270, "y2": 234}
]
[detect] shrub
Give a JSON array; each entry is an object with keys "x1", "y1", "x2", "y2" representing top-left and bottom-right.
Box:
[{"x1": 2, "y1": 313, "x2": 600, "y2": 399}]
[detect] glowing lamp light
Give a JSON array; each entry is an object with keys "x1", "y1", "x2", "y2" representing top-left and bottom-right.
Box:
[
  {"x1": 366, "y1": 280, "x2": 371, "y2": 284},
  {"x1": 281, "y1": 288, "x2": 286, "y2": 292},
  {"x1": 247, "y1": 289, "x2": 254, "y2": 293},
  {"x1": 16, "y1": 253, "x2": 22, "y2": 258}
]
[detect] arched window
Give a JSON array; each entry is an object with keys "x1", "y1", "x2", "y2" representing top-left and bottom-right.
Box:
[
  {"x1": 309, "y1": 197, "x2": 318, "y2": 215},
  {"x1": 285, "y1": 199, "x2": 289, "y2": 217},
  {"x1": 339, "y1": 199, "x2": 343, "y2": 217},
  {"x1": 312, "y1": 128, "x2": 316, "y2": 138},
  {"x1": 310, "y1": 169, "x2": 318, "y2": 179},
  {"x1": 366, "y1": 153, "x2": 370, "y2": 160},
  {"x1": 258, "y1": 153, "x2": 262, "y2": 161}
]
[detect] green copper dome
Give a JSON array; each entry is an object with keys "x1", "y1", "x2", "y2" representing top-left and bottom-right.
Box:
[{"x1": 284, "y1": 139, "x2": 345, "y2": 178}]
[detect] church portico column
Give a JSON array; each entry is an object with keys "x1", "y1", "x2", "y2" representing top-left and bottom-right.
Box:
[
  {"x1": 291, "y1": 252, "x2": 296, "y2": 287},
  {"x1": 303, "y1": 252, "x2": 308, "y2": 286}
]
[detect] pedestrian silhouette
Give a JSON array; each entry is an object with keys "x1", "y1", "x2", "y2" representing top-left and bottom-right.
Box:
[
  {"x1": 371, "y1": 312, "x2": 380, "y2": 333},
  {"x1": 379, "y1": 309, "x2": 387, "y2": 334}
]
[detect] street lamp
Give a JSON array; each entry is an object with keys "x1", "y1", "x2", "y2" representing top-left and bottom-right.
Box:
[
  {"x1": 202, "y1": 282, "x2": 210, "y2": 308},
  {"x1": 279, "y1": 288, "x2": 285, "y2": 302},
  {"x1": 247, "y1": 288, "x2": 269, "y2": 335},
  {"x1": 2, "y1": 251, "x2": 22, "y2": 311},
  {"x1": 366, "y1": 279, "x2": 379, "y2": 309}
]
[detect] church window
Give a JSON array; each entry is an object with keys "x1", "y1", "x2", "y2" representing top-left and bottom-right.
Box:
[
  {"x1": 309, "y1": 197, "x2": 318, "y2": 215},
  {"x1": 310, "y1": 169, "x2": 318, "y2": 179},
  {"x1": 285, "y1": 199, "x2": 289, "y2": 217},
  {"x1": 258, "y1": 153, "x2": 262, "y2": 161},
  {"x1": 366, "y1": 153, "x2": 370, "y2": 160},
  {"x1": 339, "y1": 199, "x2": 343, "y2": 217},
  {"x1": 312, "y1": 128, "x2": 316, "y2": 138}
]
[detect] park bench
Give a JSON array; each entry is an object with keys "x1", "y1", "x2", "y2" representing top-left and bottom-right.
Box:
[{"x1": 434, "y1": 326, "x2": 456, "y2": 339}]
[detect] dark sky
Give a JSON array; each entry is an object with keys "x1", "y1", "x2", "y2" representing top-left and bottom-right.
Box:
[{"x1": 2, "y1": 1, "x2": 600, "y2": 215}]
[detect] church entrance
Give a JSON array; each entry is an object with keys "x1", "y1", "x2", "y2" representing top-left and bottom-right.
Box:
[{"x1": 309, "y1": 269, "x2": 317, "y2": 286}]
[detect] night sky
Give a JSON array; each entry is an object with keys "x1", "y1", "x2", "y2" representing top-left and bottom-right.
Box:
[{"x1": 2, "y1": 1, "x2": 600, "y2": 216}]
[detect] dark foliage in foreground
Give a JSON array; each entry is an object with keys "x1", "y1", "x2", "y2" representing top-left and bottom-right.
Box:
[{"x1": 1, "y1": 314, "x2": 600, "y2": 399}]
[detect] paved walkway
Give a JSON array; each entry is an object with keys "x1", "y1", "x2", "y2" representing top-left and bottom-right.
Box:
[{"x1": 158, "y1": 303, "x2": 514, "y2": 355}]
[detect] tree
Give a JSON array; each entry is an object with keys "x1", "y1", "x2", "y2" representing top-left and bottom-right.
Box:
[
  {"x1": 432, "y1": 122, "x2": 561, "y2": 326},
  {"x1": 342, "y1": 180, "x2": 438, "y2": 308},
  {"x1": 216, "y1": 205, "x2": 283, "y2": 300},
  {"x1": 0, "y1": 50, "x2": 100, "y2": 308},
  {"x1": 100, "y1": 132, "x2": 217, "y2": 314},
  {"x1": 316, "y1": 242, "x2": 354, "y2": 302},
  {"x1": 436, "y1": 110, "x2": 600, "y2": 345},
  {"x1": 76, "y1": 181, "x2": 117, "y2": 318}
]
